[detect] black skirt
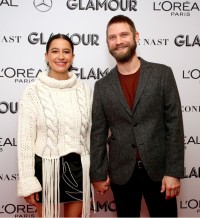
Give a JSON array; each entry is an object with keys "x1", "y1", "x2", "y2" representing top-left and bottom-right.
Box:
[{"x1": 35, "y1": 152, "x2": 83, "y2": 203}]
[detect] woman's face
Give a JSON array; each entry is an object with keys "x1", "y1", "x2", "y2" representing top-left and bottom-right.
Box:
[{"x1": 45, "y1": 38, "x2": 74, "y2": 75}]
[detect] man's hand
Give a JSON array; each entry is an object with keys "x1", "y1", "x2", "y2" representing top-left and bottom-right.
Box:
[
  {"x1": 92, "y1": 176, "x2": 110, "y2": 194},
  {"x1": 161, "y1": 176, "x2": 181, "y2": 200}
]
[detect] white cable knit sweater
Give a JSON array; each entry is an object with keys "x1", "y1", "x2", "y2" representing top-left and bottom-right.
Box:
[{"x1": 17, "y1": 71, "x2": 92, "y2": 217}]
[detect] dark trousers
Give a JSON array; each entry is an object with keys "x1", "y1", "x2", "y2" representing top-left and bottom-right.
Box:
[{"x1": 110, "y1": 162, "x2": 177, "y2": 217}]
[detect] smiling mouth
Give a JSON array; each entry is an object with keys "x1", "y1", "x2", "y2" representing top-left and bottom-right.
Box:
[
  {"x1": 56, "y1": 62, "x2": 67, "y2": 65},
  {"x1": 115, "y1": 46, "x2": 127, "y2": 51}
]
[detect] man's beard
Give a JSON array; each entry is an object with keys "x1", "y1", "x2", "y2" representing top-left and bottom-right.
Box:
[{"x1": 109, "y1": 42, "x2": 137, "y2": 63}]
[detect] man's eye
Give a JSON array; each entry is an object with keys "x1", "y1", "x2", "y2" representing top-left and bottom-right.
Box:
[
  {"x1": 122, "y1": 33, "x2": 128, "y2": 37},
  {"x1": 109, "y1": 36, "x2": 116, "y2": 40}
]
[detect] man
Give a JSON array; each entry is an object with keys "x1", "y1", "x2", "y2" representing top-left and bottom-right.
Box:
[{"x1": 90, "y1": 15, "x2": 184, "y2": 217}]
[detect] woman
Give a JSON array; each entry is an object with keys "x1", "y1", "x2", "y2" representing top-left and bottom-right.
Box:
[{"x1": 17, "y1": 34, "x2": 92, "y2": 217}]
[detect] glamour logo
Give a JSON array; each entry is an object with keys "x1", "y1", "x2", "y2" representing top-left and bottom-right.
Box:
[
  {"x1": 91, "y1": 200, "x2": 116, "y2": 212},
  {"x1": 174, "y1": 35, "x2": 200, "y2": 47},
  {"x1": 0, "y1": 67, "x2": 41, "y2": 83},
  {"x1": 182, "y1": 69, "x2": 200, "y2": 80},
  {"x1": 66, "y1": 0, "x2": 137, "y2": 11},
  {"x1": 0, "y1": 0, "x2": 18, "y2": 7},
  {"x1": 73, "y1": 67, "x2": 109, "y2": 80},
  {"x1": 33, "y1": 0, "x2": 52, "y2": 12},
  {"x1": 182, "y1": 106, "x2": 200, "y2": 112},
  {"x1": 0, "y1": 102, "x2": 18, "y2": 114},
  {"x1": 153, "y1": 1, "x2": 199, "y2": 16},
  {"x1": 28, "y1": 32, "x2": 99, "y2": 46},
  {"x1": 0, "y1": 204, "x2": 36, "y2": 216},
  {"x1": 180, "y1": 199, "x2": 200, "y2": 213},
  {"x1": 184, "y1": 167, "x2": 200, "y2": 179},
  {"x1": 0, "y1": 174, "x2": 18, "y2": 181}
]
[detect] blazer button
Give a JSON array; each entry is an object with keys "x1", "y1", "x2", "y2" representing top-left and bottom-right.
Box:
[
  {"x1": 132, "y1": 144, "x2": 136, "y2": 148},
  {"x1": 133, "y1": 122, "x2": 137, "y2": 127}
]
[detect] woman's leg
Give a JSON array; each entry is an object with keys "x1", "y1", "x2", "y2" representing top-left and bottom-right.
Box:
[
  {"x1": 64, "y1": 201, "x2": 83, "y2": 217},
  {"x1": 37, "y1": 202, "x2": 83, "y2": 217},
  {"x1": 36, "y1": 203, "x2": 42, "y2": 217}
]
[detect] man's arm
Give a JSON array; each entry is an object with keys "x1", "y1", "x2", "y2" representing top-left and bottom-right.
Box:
[
  {"x1": 92, "y1": 177, "x2": 110, "y2": 194},
  {"x1": 163, "y1": 66, "x2": 184, "y2": 178},
  {"x1": 90, "y1": 82, "x2": 109, "y2": 183},
  {"x1": 162, "y1": 66, "x2": 184, "y2": 198},
  {"x1": 161, "y1": 176, "x2": 181, "y2": 199}
]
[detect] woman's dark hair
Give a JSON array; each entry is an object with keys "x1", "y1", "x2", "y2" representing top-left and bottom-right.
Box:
[
  {"x1": 46, "y1": 33, "x2": 74, "y2": 71},
  {"x1": 46, "y1": 33, "x2": 74, "y2": 53}
]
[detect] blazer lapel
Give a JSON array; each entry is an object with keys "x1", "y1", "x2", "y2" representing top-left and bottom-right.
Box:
[
  {"x1": 108, "y1": 67, "x2": 132, "y2": 116},
  {"x1": 133, "y1": 58, "x2": 151, "y2": 112}
]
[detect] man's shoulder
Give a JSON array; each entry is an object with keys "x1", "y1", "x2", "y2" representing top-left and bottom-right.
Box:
[{"x1": 140, "y1": 57, "x2": 170, "y2": 71}]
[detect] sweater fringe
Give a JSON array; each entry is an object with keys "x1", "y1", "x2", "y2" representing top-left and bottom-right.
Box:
[
  {"x1": 81, "y1": 152, "x2": 91, "y2": 218},
  {"x1": 41, "y1": 154, "x2": 91, "y2": 218},
  {"x1": 42, "y1": 158, "x2": 60, "y2": 218}
]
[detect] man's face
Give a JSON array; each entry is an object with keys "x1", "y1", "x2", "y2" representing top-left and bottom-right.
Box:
[{"x1": 107, "y1": 22, "x2": 138, "y2": 63}]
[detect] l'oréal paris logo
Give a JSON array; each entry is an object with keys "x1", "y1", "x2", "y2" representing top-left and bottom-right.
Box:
[
  {"x1": 182, "y1": 68, "x2": 200, "y2": 80},
  {"x1": 153, "y1": 1, "x2": 200, "y2": 16},
  {"x1": 66, "y1": 0, "x2": 137, "y2": 11},
  {"x1": 0, "y1": 137, "x2": 17, "y2": 152},
  {"x1": 0, "y1": 0, "x2": 18, "y2": 7},
  {"x1": 184, "y1": 136, "x2": 200, "y2": 150},
  {"x1": 180, "y1": 199, "x2": 200, "y2": 214},
  {"x1": 0, "y1": 67, "x2": 41, "y2": 83},
  {"x1": 0, "y1": 204, "x2": 37, "y2": 216}
]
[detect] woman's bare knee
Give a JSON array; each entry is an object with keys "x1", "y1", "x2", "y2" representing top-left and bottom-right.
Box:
[
  {"x1": 64, "y1": 201, "x2": 83, "y2": 217},
  {"x1": 37, "y1": 203, "x2": 42, "y2": 217}
]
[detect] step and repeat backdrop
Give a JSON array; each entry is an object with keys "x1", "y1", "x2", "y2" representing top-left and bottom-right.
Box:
[{"x1": 0, "y1": 0, "x2": 200, "y2": 217}]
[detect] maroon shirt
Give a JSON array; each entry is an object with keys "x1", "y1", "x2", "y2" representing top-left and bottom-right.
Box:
[{"x1": 118, "y1": 68, "x2": 141, "y2": 161}]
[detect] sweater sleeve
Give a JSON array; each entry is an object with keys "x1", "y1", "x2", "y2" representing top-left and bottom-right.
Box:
[
  {"x1": 86, "y1": 87, "x2": 93, "y2": 153},
  {"x1": 17, "y1": 89, "x2": 42, "y2": 197}
]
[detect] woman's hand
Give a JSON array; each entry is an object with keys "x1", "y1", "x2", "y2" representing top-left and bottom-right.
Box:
[{"x1": 24, "y1": 193, "x2": 39, "y2": 207}]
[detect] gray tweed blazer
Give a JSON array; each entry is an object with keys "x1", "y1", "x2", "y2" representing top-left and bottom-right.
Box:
[{"x1": 90, "y1": 57, "x2": 184, "y2": 185}]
